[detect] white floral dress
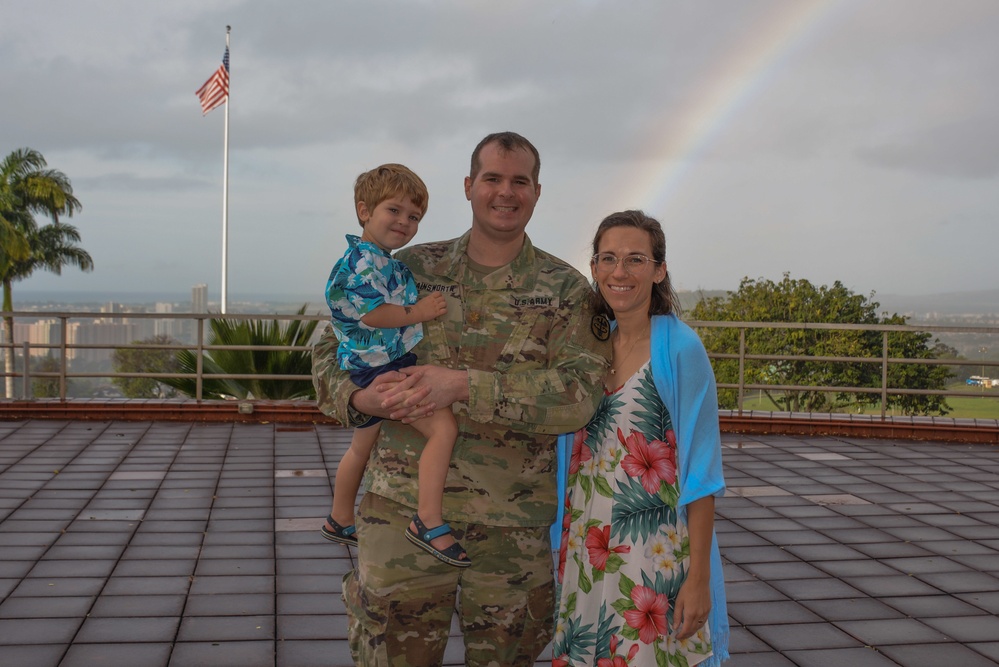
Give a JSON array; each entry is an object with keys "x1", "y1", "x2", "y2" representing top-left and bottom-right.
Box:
[{"x1": 553, "y1": 361, "x2": 713, "y2": 667}]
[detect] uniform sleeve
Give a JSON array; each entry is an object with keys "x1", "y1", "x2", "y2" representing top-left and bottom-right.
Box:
[
  {"x1": 312, "y1": 324, "x2": 368, "y2": 427},
  {"x1": 466, "y1": 275, "x2": 611, "y2": 435}
]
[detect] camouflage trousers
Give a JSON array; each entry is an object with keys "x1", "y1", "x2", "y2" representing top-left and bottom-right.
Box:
[{"x1": 342, "y1": 493, "x2": 555, "y2": 667}]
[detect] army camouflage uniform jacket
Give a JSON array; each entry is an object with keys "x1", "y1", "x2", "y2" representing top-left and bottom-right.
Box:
[{"x1": 313, "y1": 231, "x2": 611, "y2": 527}]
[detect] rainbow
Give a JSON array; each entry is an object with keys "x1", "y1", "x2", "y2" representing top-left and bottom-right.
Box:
[{"x1": 623, "y1": 0, "x2": 844, "y2": 215}]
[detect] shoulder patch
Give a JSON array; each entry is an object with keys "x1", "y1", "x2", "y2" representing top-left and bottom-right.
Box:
[{"x1": 591, "y1": 314, "x2": 611, "y2": 341}]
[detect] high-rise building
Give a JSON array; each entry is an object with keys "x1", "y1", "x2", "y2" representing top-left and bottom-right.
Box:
[
  {"x1": 68, "y1": 320, "x2": 138, "y2": 364},
  {"x1": 100, "y1": 302, "x2": 124, "y2": 324},
  {"x1": 13, "y1": 320, "x2": 62, "y2": 357},
  {"x1": 153, "y1": 302, "x2": 180, "y2": 340},
  {"x1": 192, "y1": 284, "x2": 208, "y2": 314}
]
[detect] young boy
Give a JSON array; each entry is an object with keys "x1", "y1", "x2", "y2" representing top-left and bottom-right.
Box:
[{"x1": 320, "y1": 163, "x2": 468, "y2": 567}]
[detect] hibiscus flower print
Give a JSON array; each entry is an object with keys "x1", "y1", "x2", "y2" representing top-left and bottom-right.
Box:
[
  {"x1": 596, "y1": 635, "x2": 639, "y2": 667},
  {"x1": 558, "y1": 498, "x2": 574, "y2": 582},
  {"x1": 623, "y1": 585, "x2": 669, "y2": 644},
  {"x1": 585, "y1": 524, "x2": 630, "y2": 571},
  {"x1": 618, "y1": 428, "x2": 677, "y2": 494},
  {"x1": 569, "y1": 428, "x2": 591, "y2": 475},
  {"x1": 553, "y1": 368, "x2": 715, "y2": 666}
]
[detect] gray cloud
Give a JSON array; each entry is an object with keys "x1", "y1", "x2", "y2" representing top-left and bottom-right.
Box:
[{"x1": 3, "y1": 0, "x2": 999, "y2": 300}]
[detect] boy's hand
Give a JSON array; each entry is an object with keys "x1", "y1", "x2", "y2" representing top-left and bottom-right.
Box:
[{"x1": 413, "y1": 292, "x2": 447, "y2": 322}]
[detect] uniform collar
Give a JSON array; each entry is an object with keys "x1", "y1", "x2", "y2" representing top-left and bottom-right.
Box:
[{"x1": 434, "y1": 230, "x2": 538, "y2": 290}]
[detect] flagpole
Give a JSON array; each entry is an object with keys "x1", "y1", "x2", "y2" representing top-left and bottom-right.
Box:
[{"x1": 221, "y1": 25, "x2": 231, "y2": 314}]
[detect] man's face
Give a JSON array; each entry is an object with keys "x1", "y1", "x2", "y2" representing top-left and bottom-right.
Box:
[{"x1": 464, "y1": 142, "x2": 541, "y2": 243}]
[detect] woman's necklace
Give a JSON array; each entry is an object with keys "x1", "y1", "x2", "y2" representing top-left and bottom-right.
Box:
[{"x1": 610, "y1": 324, "x2": 651, "y2": 376}]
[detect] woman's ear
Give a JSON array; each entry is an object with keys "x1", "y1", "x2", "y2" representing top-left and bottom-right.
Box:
[{"x1": 656, "y1": 262, "x2": 668, "y2": 283}]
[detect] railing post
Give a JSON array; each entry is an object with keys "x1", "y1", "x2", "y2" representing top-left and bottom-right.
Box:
[
  {"x1": 22, "y1": 341, "x2": 31, "y2": 399},
  {"x1": 60, "y1": 316, "x2": 68, "y2": 400},
  {"x1": 196, "y1": 318, "x2": 204, "y2": 400},
  {"x1": 881, "y1": 330, "x2": 888, "y2": 421},
  {"x1": 737, "y1": 328, "x2": 746, "y2": 415}
]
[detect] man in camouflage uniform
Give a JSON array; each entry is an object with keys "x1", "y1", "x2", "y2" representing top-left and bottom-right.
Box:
[{"x1": 313, "y1": 131, "x2": 611, "y2": 666}]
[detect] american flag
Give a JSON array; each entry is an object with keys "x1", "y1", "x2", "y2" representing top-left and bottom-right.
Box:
[{"x1": 196, "y1": 47, "x2": 229, "y2": 115}]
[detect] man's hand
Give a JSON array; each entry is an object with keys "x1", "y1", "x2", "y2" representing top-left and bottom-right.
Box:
[
  {"x1": 348, "y1": 370, "x2": 431, "y2": 421},
  {"x1": 350, "y1": 365, "x2": 469, "y2": 424},
  {"x1": 398, "y1": 365, "x2": 469, "y2": 411},
  {"x1": 368, "y1": 365, "x2": 469, "y2": 423}
]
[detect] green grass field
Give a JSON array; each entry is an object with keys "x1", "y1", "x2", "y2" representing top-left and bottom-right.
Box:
[{"x1": 735, "y1": 384, "x2": 999, "y2": 419}]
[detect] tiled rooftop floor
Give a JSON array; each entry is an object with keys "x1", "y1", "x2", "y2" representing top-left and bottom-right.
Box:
[{"x1": 0, "y1": 420, "x2": 997, "y2": 666}]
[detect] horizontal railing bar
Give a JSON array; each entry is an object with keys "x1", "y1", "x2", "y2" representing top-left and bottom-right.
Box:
[
  {"x1": 1, "y1": 310, "x2": 327, "y2": 321},
  {"x1": 689, "y1": 320, "x2": 999, "y2": 335},
  {"x1": 4, "y1": 310, "x2": 998, "y2": 414}
]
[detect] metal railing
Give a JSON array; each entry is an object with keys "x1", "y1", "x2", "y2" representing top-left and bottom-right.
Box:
[
  {"x1": 1, "y1": 310, "x2": 328, "y2": 401},
  {"x1": 2, "y1": 311, "x2": 998, "y2": 419},
  {"x1": 688, "y1": 320, "x2": 999, "y2": 419}
]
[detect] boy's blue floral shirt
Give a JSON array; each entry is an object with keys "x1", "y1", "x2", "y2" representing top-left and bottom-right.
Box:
[{"x1": 326, "y1": 234, "x2": 422, "y2": 370}]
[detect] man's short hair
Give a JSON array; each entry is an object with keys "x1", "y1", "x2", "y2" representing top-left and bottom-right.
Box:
[{"x1": 469, "y1": 132, "x2": 540, "y2": 184}]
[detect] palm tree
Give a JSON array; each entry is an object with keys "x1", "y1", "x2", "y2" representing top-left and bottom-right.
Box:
[
  {"x1": 1, "y1": 148, "x2": 91, "y2": 397},
  {"x1": 162, "y1": 305, "x2": 319, "y2": 400}
]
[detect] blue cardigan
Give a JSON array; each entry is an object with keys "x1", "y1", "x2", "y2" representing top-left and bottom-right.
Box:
[{"x1": 553, "y1": 314, "x2": 729, "y2": 665}]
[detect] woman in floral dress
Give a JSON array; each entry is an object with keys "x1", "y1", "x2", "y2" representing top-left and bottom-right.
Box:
[{"x1": 553, "y1": 211, "x2": 728, "y2": 667}]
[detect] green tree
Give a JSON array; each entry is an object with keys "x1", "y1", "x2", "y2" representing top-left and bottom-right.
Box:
[
  {"x1": 691, "y1": 273, "x2": 951, "y2": 415},
  {"x1": 161, "y1": 306, "x2": 319, "y2": 400},
  {"x1": 931, "y1": 342, "x2": 976, "y2": 384},
  {"x1": 112, "y1": 335, "x2": 182, "y2": 398},
  {"x1": 29, "y1": 355, "x2": 61, "y2": 398},
  {"x1": 0, "y1": 148, "x2": 92, "y2": 398}
]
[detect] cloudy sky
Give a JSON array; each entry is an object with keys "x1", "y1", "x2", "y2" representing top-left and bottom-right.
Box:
[{"x1": 3, "y1": 0, "x2": 997, "y2": 307}]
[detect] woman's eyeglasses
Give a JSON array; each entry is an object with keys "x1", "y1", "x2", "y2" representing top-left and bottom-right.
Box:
[{"x1": 591, "y1": 253, "x2": 659, "y2": 274}]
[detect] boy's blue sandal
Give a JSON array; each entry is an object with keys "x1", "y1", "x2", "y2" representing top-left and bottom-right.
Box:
[
  {"x1": 320, "y1": 515, "x2": 357, "y2": 545},
  {"x1": 405, "y1": 514, "x2": 472, "y2": 568}
]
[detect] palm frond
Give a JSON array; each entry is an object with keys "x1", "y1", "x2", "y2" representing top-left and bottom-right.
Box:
[{"x1": 161, "y1": 306, "x2": 319, "y2": 400}]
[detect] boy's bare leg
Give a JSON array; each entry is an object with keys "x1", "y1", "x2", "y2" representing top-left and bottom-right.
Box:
[
  {"x1": 326, "y1": 423, "x2": 381, "y2": 530},
  {"x1": 407, "y1": 409, "x2": 460, "y2": 554}
]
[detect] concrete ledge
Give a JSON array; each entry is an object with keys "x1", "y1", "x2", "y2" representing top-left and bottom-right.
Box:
[
  {"x1": 0, "y1": 398, "x2": 339, "y2": 425},
  {"x1": 1, "y1": 400, "x2": 996, "y2": 444},
  {"x1": 720, "y1": 410, "x2": 999, "y2": 444}
]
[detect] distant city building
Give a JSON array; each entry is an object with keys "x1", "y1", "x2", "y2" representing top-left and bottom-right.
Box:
[
  {"x1": 153, "y1": 302, "x2": 180, "y2": 340},
  {"x1": 11, "y1": 318, "x2": 136, "y2": 363},
  {"x1": 101, "y1": 302, "x2": 124, "y2": 324},
  {"x1": 192, "y1": 284, "x2": 208, "y2": 314},
  {"x1": 13, "y1": 319, "x2": 62, "y2": 357},
  {"x1": 68, "y1": 321, "x2": 137, "y2": 364}
]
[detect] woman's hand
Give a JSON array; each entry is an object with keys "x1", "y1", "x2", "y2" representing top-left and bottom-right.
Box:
[
  {"x1": 672, "y1": 496, "x2": 715, "y2": 641},
  {"x1": 672, "y1": 574, "x2": 711, "y2": 641}
]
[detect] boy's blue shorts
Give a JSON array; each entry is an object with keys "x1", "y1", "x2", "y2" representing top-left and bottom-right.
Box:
[{"x1": 348, "y1": 352, "x2": 419, "y2": 428}]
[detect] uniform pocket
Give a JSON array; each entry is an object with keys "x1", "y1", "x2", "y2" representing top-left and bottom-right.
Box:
[{"x1": 420, "y1": 320, "x2": 451, "y2": 363}]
